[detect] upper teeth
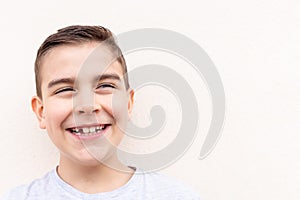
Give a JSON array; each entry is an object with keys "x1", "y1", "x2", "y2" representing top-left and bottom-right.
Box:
[{"x1": 71, "y1": 125, "x2": 105, "y2": 135}]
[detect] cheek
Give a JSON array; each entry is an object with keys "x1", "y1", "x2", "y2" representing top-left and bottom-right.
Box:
[
  {"x1": 110, "y1": 92, "x2": 130, "y2": 128},
  {"x1": 43, "y1": 99, "x2": 72, "y2": 127},
  {"x1": 96, "y1": 93, "x2": 129, "y2": 118},
  {"x1": 96, "y1": 92, "x2": 129, "y2": 130}
]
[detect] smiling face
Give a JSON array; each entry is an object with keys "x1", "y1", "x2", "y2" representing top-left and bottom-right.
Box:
[{"x1": 31, "y1": 42, "x2": 134, "y2": 167}]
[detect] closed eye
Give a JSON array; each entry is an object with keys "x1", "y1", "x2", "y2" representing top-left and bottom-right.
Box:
[
  {"x1": 54, "y1": 87, "x2": 75, "y2": 94},
  {"x1": 95, "y1": 83, "x2": 117, "y2": 94}
]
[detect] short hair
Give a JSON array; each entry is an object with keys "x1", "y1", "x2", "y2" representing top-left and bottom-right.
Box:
[{"x1": 34, "y1": 25, "x2": 129, "y2": 98}]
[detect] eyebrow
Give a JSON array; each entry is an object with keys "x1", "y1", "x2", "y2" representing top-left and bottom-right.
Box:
[
  {"x1": 94, "y1": 73, "x2": 121, "y2": 82},
  {"x1": 48, "y1": 78, "x2": 74, "y2": 89},
  {"x1": 47, "y1": 73, "x2": 121, "y2": 89}
]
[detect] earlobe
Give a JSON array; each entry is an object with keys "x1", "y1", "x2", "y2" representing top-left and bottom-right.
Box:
[{"x1": 31, "y1": 96, "x2": 46, "y2": 129}]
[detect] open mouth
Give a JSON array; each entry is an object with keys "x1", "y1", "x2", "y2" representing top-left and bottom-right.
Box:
[{"x1": 66, "y1": 124, "x2": 111, "y2": 137}]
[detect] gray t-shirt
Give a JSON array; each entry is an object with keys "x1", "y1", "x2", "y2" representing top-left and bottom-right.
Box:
[{"x1": 2, "y1": 168, "x2": 200, "y2": 200}]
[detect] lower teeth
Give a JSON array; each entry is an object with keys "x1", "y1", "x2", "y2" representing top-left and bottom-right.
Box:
[{"x1": 74, "y1": 130, "x2": 102, "y2": 136}]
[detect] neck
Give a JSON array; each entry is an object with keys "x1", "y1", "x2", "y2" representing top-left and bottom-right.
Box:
[{"x1": 57, "y1": 154, "x2": 135, "y2": 194}]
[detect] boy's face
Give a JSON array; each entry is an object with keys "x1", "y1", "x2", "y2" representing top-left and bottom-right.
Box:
[{"x1": 31, "y1": 42, "x2": 134, "y2": 166}]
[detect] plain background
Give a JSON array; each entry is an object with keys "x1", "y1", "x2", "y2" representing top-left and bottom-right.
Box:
[{"x1": 0, "y1": 0, "x2": 299, "y2": 199}]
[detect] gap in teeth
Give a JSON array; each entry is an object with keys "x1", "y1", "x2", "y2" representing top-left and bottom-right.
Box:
[{"x1": 71, "y1": 125, "x2": 105, "y2": 135}]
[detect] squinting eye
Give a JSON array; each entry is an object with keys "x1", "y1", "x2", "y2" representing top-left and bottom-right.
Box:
[
  {"x1": 96, "y1": 83, "x2": 116, "y2": 89},
  {"x1": 54, "y1": 87, "x2": 75, "y2": 94}
]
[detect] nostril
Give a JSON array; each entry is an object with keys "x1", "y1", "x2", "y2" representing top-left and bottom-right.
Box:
[
  {"x1": 92, "y1": 108, "x2": 99, "y2": 113},
  {"x1": 74, "y1": 105, "x2": 100, "y2": 114}
]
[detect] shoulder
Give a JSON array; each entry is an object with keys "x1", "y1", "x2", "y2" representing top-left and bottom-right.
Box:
[
  {"x1": 137, "y1": 169, "x2": 201, "y2": 200},
  {"x1": 1, "y1": 170, "x2": 55, "y2": 200}
]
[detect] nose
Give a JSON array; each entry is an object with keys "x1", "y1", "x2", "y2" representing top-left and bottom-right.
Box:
[{"x1": 74, "y1": 104, "x2": 101, "y2": 115}]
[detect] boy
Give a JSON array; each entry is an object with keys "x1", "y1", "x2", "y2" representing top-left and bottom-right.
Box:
[{"x1": 3, "y1": 25, "x2": 200, "y2": 199}]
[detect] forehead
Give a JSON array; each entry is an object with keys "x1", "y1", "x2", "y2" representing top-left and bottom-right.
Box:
[{"x1": 40, "y1": 42, "x2": 124, "y2": 87}]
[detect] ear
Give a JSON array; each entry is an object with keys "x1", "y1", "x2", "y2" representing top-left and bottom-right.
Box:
[
  {"x1": 127, "y1": 89, "x2": 134, "y2": 115},
  {"x1": 31, "y1": 96, "x2": 46, "y2": 129}
]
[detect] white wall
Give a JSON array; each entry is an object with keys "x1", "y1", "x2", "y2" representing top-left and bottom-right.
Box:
[{"x1": 0, "y1": 1, "x2": 299, "y2": 199}]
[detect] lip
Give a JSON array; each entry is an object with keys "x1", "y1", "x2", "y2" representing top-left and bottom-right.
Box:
[{"x1": 66, "y1": 123, "x2": 111, "y2": 140}]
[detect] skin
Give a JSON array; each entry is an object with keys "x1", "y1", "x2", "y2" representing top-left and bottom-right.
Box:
[{"x1": 31, "y1": 42, "x2": 135, "y2": 193}]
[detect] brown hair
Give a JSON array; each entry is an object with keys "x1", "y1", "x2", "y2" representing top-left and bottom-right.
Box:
[{"x1": 34, "y1": 25, "x2": 129, "y2": 98}]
